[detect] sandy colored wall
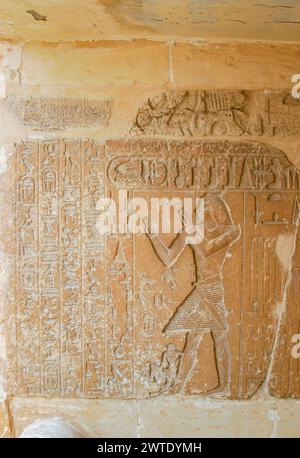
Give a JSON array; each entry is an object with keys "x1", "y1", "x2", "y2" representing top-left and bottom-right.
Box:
[{"x1": 0, "y1": 39, "x2": 300, "y2": 438}]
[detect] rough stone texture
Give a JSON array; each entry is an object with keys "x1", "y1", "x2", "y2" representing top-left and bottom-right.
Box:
[
  {"x1": 21, "y1": 42, "x2": 169, "y2": 86},
  {"x1": 10, "y1": 396, "x2": 300, "y2": 438},
  {"x1": 5, "y1": 96, "x2": 112, "y2": 131},
  {"x1": 0, "y1": 402, "x2": 10, "y2": 437},
  {"x1": 1, "y1": 33, "x2": 300, "y2": 437},
  {"x1": 2, "y1": 138, "x2": 299, "y2": 402},
  {"x1": 0, "y1": 43, "x2": 22, "y2": 85},
  {"x1": 12, "y1": 397, "x2": 138, "y2": 438},
  {"x1": 277, "y1": 400, "x2": 300, "y2": 437},
  {"x1": 172, "y1": 42, "x2": 300, "y2": 90},
  {"x1": 268, "y1": 221, "x2": 300, "y2": 398},
  {"x1": 0, "y1": 1, "x2": 300, "y2": 42},
  {"x1": 132, "y1": 90, "x2": 300, "y2": 137},
  {"x1": 0, "y1": 143, "x2": 15, "y2": 409},
  {"x1": 13, "y1": 41, "x2": 300, "y2": 90}
]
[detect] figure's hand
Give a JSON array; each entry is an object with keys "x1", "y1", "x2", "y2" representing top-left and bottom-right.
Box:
[
  {"x1": 232, "y1": 224, "x2": 241, "y2": 240},
  {"x1": 179, "y1": 207, "x2": 192, "y2": 233}
]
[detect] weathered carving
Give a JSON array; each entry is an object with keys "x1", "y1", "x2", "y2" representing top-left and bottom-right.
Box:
[
  {"x1": 269, "y1": 92, "x2": 300, "y2": 136},
  {"x1": 108, "y1": 141, "x2": 300, "y2": 192},
  {"x1": 131, "y1": 91, "x2": 300, "y2": 137},
  {"x1": 4, "y1": 138, "x2": 300, "y2": 400},
  {"x1": 5, "y1": 96, "x2": 112, "y2": 130},
  {"x1": 145, "y1": 194, "x2": 240, "y2": 396},
  {"x1": 268, "y1": 216, "x2": 300, "y2": 398}
]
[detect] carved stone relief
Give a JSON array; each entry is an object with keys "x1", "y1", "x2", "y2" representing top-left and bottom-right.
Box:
[
  {"x1": 3, "y1": 138, "x2": 300, "y2": 400},
  {"x1": 131, "y1": 91, "x2": 300, "y2": 137},
  {"x1": 4, "y1": 97, "x2": 112, "y2": 130}
]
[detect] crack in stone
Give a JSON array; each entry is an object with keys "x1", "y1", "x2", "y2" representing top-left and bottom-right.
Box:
[
  {"x1": 254, "y1": 3, "x2": 294, "y2": 9},
  {"x1": 274, "y1": 20, "x2": 300, "y2": 25},
  {"x1": 26, "y1": 10, "x2": 47, "y2": 22},
  {"x1": 227, "y1": 19, "x2": 247, "y2": 25},
  {"x1": 168, "y1": 42, "x2": 174, "y2": 87},
  {"x1": 5, "y1": 398, "x2": 15, "y2": 438},
  {"x1": 264, "y1": 213, "x2": 300, "y2": 395}
]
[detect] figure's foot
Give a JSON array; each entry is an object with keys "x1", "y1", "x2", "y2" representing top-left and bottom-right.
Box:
[
  {"x1": 156, "y1": 380, "x2": 186, "y2": 395},
  {"x1": 147, "y1": 381, "x2": 180, "y2": 398},
  {"x1": 201, "y1": 385, "x2": 230, "y2": 398},
  {"x1": 166, "y1": 383, "x2": 182, "y2": 395}
]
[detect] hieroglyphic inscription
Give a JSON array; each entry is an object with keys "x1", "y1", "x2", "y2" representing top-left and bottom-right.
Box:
[
  {"x1": 7, "y1": 139, "x2": 300, "y2": 399},
  {"x1": 40, "y1": 141, "x2": 60, "y2": 395},
  {"x1": 269, "y1": 92, "x2": 300, "y2": 136},
  {"x1": 107, "y1": 141, "x2": 300, "y2": 192},
  {"x1": 83, "y1": 143, "x2": 106, "y2": 396},
  {"x1": 13, "y1": 140, "x2": 107, "y2": 397},
  {"x1": 16, "y1": 141, "x2": 40, "y2": 395},
  {"x1": 5, "y1": 97, "x2": 112, "y2": 130},
  {"x1": 60, "y1": 140, "x2": 83, "y2": 395},
  {"x1": 131, "y1": 91, "x2": 300, "y2": 137},
  {"x1": 106, "y1": 239, "x2": 134, "y2": 396},
  {"x1": 106, "y1": 140, "x2": 300, "y2": 399}
]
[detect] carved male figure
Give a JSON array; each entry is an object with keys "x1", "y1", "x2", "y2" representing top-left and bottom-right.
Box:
[{"x1": 146, "y1": 194, "x2": 240, "y2": 395}]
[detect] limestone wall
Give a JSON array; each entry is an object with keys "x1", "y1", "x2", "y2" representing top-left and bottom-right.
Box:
[{"x1": 0, "y1": 39, "x2": 300, "y2": 438}]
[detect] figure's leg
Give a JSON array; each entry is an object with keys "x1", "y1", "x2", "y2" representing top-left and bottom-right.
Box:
[
  {"x1": 209, "y1": 329, "x2": 231, "y2": 395},
  {"x1": 168, "y1": 331, "x2": 204, "y2": 394}
]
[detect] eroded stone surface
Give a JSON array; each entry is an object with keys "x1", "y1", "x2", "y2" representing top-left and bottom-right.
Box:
[
  {"x1": 10, "y1": 396, "x2": 300, "y2": 438},
  {"x1": 268, "y1": 221, "x2": 300, "y2": 398},
  {"x1": 132, "y1": 91, "x2": 300, "y2": 137},
  {"x1": 12, "y1": 397, "x2": 138, "y2": 438},
  {"x1": 5, "y1": 97, "x2": 112, "y2": 130},
  {"x1": 1, "y1": 1, "x2": 300, "y2": 42},
  {"x1": 3, "y1": 138, "x2": 300, "y2": 400},
  {"x1": 20, "y1": 41, "x2": 169, "y2": 86}
]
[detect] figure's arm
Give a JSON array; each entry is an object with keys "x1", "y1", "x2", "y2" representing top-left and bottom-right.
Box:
[
  {"x1": 147, "y1": 231, "x2": 187, "y2": 267},
  {"x1": 200, "y1": 225, "x2": 240, "y2": 256}
]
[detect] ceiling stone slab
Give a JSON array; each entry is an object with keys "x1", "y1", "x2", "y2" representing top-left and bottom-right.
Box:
[{"x1": 0, "y1": 0, "x2": 299, "y2": 42}]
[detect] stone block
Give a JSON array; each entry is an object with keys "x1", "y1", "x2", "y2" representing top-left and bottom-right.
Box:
[
  {"x1": 21, "y1": 41, "x2": 169, "y2": 86},
  {"x1": 172, "y1": 43, "x2": 300, "y2": 90}
]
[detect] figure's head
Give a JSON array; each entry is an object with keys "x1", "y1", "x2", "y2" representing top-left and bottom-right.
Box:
[
  {"x1": 232, "y1": 92, "x2": 246, "y2": 109},
  {"x1": 205, "y1": 194, "x2": 231, "y2": 227}
]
